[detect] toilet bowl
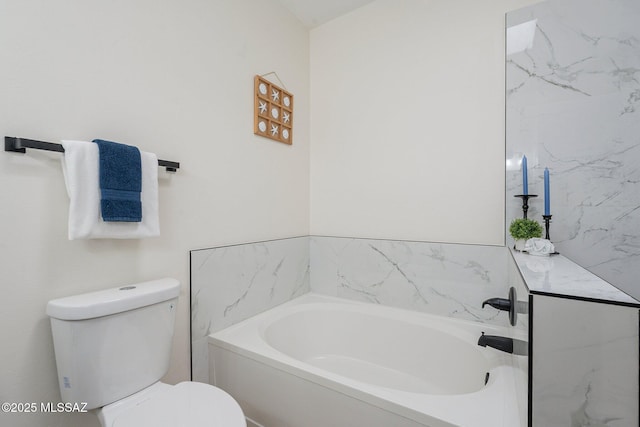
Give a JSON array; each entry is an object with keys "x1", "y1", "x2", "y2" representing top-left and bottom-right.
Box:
[
  {"x1": 46, "y1": 278, "x2": 246, "y2": 427},
  {"x1": 97, "y1": 382, "x2": 245, "y2": 427}
]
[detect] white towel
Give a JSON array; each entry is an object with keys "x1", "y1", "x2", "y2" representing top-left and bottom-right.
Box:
[
  {"x1": 524, "y1": 238, "x2": 555, "y2": 256},
  {"x1": 61, "y1": 140, "x2": 160, "y2": 239}
]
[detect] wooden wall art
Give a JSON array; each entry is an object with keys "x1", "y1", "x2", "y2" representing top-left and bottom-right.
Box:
[{"x1": 254, "y1": 75, "x2": 293, "y2": 145}]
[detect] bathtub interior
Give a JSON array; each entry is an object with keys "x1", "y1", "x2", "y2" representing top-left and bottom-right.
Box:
[
  {"x1": 208, "y1": 293, "x2": 527, "y2": 427},
  {"x1": 263, "y1": 304, "x2": 497, "y2": 395}
]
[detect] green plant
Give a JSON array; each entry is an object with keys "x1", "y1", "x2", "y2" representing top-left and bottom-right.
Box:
[{"x1": 509, "y1": 218, "x2": 543, "y2": 240}]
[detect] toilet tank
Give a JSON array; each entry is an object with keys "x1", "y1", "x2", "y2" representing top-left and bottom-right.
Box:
[{"x1": 46, "y1": 278, "x2": 180, "y2": 410}]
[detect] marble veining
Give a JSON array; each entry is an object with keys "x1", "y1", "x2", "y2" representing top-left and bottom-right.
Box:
[
  {"x1": 510, "y1": 249, "x2": 639, "y2": 305},
  {"x1": 190, "y1": 236, "x2": 310, "y2": 382},
  {"x1": 506, "y1": 0, "x2": 640, "y2": 299},
  {"x1": 531, "y1": 294, "x2": 639, "y2": 427},
  {"x1": 310, "y1": 236, "x2": 510, "y2": 326},
  {"x1": 570, "y1": 384, "x2": 624, "y2": 427}
]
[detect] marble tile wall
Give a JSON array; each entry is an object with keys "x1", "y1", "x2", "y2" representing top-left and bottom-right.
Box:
[
  {"x1": 192, "y1": 236, "x2": 515, "y2": 381},
  {"x1": 507, "y1": 251, "x2": 530, "y2": 427},
  {"x1": 310, "y1": 236, "x2": 511, "y2": 326},
  {"x1": 506, "y1": 0, "x2": 640, "y2": 299},
  {"x1": 531, "y1": 295, "x2": 639, "y2": 426},
  {"x1": 190, "y1": 236, "x2": 310, "y2": 382}
]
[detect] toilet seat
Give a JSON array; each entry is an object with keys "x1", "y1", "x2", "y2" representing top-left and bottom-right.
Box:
[{"x1": 106, "y1": 382, "x2": 246, "y2": 427}]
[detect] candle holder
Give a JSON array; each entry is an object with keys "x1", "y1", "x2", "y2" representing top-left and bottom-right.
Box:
[
  {"x1": 514, "y1": 194, "x2": 538, "y2": 219},
  {"x1": 542, "y1": 214, "x2": 552, "y2": 240}
]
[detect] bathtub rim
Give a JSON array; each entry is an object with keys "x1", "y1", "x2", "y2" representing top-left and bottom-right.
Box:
[{"x1": 208, "y1": 293, "x2": 526, "y2": 427}]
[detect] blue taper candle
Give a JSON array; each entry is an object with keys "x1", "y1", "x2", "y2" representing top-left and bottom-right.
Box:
[
  {"x1": 544, "y1": 168, "x2": 550, "y2": 215},
  {"x1": 522, "y1": 156, "x2": 528, "y2": 195}
]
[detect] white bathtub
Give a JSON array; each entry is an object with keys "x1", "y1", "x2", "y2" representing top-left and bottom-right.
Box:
[{"x1": 209, "y1": 294, "x2": 526, "y2": 427}]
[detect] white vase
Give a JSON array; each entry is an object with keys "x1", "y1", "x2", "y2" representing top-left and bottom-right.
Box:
[{"x1": 514, "y1": 239, "x2": 526, "y2": 251}]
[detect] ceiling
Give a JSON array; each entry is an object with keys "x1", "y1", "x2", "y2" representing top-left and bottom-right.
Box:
[{"x1": 276, "y1": 0, "x2": 376, "y2": 28}]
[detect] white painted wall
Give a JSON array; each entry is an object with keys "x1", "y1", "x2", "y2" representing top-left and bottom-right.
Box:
[
  {"x1": 310, "y1": 0, "x2": 537, "y2": 245},
  {"x1": 0, "y1": 1, "x2": 309, "y2": 426}
]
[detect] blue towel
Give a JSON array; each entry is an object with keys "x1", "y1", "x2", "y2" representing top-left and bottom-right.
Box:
[{"x1": 92, "y1": 139, "x2": 142, "y2": 222}]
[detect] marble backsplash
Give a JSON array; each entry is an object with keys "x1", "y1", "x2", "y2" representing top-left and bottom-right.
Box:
[
  {"x1": 310, "y1": 236, "x2": 510, "y2": 326},
  {"x1": 190, "y1": 236, "x2": 310, "y2": 382},
  {"x1": 506, "y1": 0, "x2": 640, "y2": 298}
]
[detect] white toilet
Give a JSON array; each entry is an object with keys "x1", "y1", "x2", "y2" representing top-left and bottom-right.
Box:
[{"x1": 46, "y1": 278, "x2": 246, "y2": 427}]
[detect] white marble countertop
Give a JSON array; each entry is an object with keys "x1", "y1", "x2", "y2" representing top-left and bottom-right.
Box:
[{"x1": 510, "y1": 249, "x2": 640, "y2": 306}]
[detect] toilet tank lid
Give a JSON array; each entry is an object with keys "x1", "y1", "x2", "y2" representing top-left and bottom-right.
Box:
[{"x1": 46, "y1": 278, "x2": 180, "y2": 320}]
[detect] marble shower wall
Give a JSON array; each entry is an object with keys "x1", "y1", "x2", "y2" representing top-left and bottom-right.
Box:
[
  {"x1": 506, "y1": 0, "x2": 640, "y2": 298},
  {"x1": 190, "y1": 236, "x2": 310, "y2": 382},
  {"x1": 310, "y1": 236, "x2": 510, "y2": 326}
]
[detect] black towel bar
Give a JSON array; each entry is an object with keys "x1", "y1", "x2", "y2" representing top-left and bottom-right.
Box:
[{"x1": 4, "y1": 136, "x2": 180, "y2": 172}]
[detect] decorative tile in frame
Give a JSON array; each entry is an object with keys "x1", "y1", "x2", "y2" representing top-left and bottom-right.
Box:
[{"x1": 254, "y1": 75, "x2": 293, "y2": 145}]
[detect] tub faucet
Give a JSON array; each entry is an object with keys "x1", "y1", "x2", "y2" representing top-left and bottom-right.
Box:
[
  {"x1": 481, "y1": 287, "x2": 527, "y2": 326},
  {"x1": 482, "y1": 297, "x2": 511, "y2": 310},
  {"x1": 477, "y1": 332, "x2": 527, "y2": 356}
]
